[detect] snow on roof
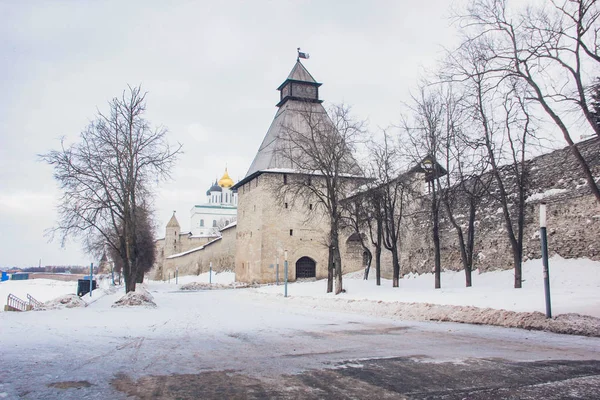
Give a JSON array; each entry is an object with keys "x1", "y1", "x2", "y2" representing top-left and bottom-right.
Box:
[
  {"x1": 166, "y1": 245, "x2": 206, "y2": 259},
  {"x1": 221, "y1": 221, "x2": 237, "y2": 231},
  {"x1": 166, "y1": 237, "x2": 224, "y2": 259},
  {"x1": 189, "y1": 234, "x2": 219, "y2": 239}
]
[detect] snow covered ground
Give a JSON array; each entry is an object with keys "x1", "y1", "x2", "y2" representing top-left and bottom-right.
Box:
[
  {"x1": 1, "y1": 274, "x2": 599, "y2": 399},
  {"x1": 0, "y1": 278, "x2": 76, "y2": 306},
  {"x1": 255, "y1": 256, "x2": 600, "y2": 318}
]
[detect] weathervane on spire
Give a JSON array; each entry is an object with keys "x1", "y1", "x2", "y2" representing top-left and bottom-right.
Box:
[{"x1": 297, "y1": 47, "x2": 310, "y2": 61}]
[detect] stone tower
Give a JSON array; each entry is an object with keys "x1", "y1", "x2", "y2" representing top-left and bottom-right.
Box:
[
  {"x1": 232, "y1": 59, "x2": 364, "y2": 283},
  {"x1": 164, "y1": 211, "x2": 181, "y2": 258}
]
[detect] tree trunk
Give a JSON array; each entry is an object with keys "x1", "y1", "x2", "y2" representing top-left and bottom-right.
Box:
[
  {"x1": 363, "y1": 251, "x2": 372, "y2": 280},
  {"x1": 124, "y1": 263, "x2": 137, "y2": 293},
  {"x1": 332, "y1": 229, "x2": 343, "y2": 295},
  {"x1": 391, "y1": 248, "x2": 400, "y2": 287},
  {"x1": 465, "y1": 200, "x2": 476, "y2": 287},
  {"x1": 443, "y1": 190, "x2": 476, "y2": 288},
  {"x1": 327, "y1": 247, "x2": 333, "y2": 293},
  {"x1": 375, "y1": 245, "x2": 382, "y2": 286},
  {"x1": 135, "y1": 264, "x2": 144, "y2": 284},
  {"x1": 334, "y1": 252, "x2": 343, "y2": 295},
  {"x1": 432, "y1": 182, "x2": 441, "y2": 289},
  {"x1": 513, "y1": 245, "x2": 523, "y2": 289},
  {"x1": 376, "y1": 219, "x2": 382, "y2": 286}
]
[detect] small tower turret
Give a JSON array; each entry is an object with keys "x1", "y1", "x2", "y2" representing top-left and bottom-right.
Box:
[{"x1": 165, "y1": 211, "x2": 181, "y2": 256}]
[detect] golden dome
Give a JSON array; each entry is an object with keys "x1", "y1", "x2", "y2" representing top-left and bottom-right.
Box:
[{"x1": 218, "y1": 168, "x2": 235, "y2": 188}]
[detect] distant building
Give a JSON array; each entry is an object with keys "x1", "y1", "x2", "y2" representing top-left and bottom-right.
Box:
[
  {"x1": 190, "y1": 169, "x2": 238, "y2": 237},
  {"x1": 153, "y1": 168, "x2": 238, "y2": 278}
]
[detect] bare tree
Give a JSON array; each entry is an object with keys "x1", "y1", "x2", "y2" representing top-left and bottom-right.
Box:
[
  {"x1": 371, "y1": 131, "x2": 411, "y2": 287},
  {"x1": 41, "y1": 86, "x2": 181, "y2": 293},
  {"x1": 444, "y1": 30, "x2": 541, "y2": 288},
  {"x1": 441, "y1": 144, "x2": 492, "y2": 287},
  {"x1": 401, "y1": 87, "x2": 448, "y2": 289},
  {"x1": 457, "y1": 0, "x2": 600, "y2": 203},
  {"x1": 427, "y1": 84, "x2": 493, "y2": 287},
  {"x1": 277, "y1": 102, "x2": 365, "y2": 294}
]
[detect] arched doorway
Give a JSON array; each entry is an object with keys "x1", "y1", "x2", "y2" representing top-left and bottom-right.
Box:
[{"x1": 296, "y1": 256, "x2": 316, "y2": 279}]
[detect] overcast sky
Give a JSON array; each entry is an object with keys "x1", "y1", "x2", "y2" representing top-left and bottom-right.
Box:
[{"x1": 0, "y1": 0, "x2": 478, "y2": 268}]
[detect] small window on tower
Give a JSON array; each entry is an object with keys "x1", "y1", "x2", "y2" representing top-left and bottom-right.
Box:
[
  {"x1": 285, "y1": 202, "x2": 288, "y2": 209},
  {"x1": 200, "y1": 219, "x2": 204, "y2": 227},
  {"x1": 309, "y1": 204, "x2": 313, "y2": 210},
  {"x1": 307, "y1": 176, "x2": 312, "y2": 186},
  {"x1": 283, "y1": 174, "x2": 287, "y2": 185},
  {"x1": 290, "y1": 229, "x2": 293, "y2": 236}
]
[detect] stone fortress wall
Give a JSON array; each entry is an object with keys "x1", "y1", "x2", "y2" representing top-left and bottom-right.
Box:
[
  {"x1": 159, "y1": 224, "x2": 237, "y2": 279},
  {"x1": 386, "y1": 138, "x2": 600, "y2": 278}
]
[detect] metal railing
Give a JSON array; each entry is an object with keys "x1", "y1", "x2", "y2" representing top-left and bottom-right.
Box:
[
  {"x1": 27, "y1": 294, "x2": 44, "y2": 309},
  {"x1": 5, "y1": 294, "x2": 31, "y2": 312}
]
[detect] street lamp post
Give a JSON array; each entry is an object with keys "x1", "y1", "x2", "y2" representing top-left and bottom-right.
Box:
[
  {"x1": 284, "y1": 250, "x2": 288, "y2": 298},
  {"x1": 539, "y1": 203, "x2": 552, "y2": 318}
]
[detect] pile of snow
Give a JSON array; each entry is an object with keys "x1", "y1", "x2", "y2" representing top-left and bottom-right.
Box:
[
  {"x1": 41, "y1": 294, "x2": 87, "y2": 310},
  {"x1": 180, "y1": 281, "x2": 248, "y2": 291},
  {"x1": 112, "y1": 286, "x2": 156, "y2": 308}
]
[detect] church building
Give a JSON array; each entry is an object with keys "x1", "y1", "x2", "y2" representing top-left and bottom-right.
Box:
[{"x1": 190, "y1": 168, "x2": 238, "y2": 236}]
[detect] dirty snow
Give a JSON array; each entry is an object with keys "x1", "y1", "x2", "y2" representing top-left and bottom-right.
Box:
[{"x1": 112, "y1": 285, "x2": 156, "y2": 308}]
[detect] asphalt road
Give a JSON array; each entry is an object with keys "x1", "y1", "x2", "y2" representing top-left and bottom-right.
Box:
[{"x1": 1, "y1": 288, "x2": 599, "y2": 399}]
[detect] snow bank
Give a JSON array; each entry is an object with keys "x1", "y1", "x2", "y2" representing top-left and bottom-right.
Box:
[
  {"x1": 180, "y1": 281, "x2": 248, "y2": 291},
  {"x1": 112, "y1": 286, "x2": 156, "y2": 308},
  {"x1": 253, "y1": 294, "x2": 600, "y2": 337},
  {"x1": 253, "y1": 256, "x2": 600, "y2": 336},
  {"x1": 41, "y1": 294, "x2": 87, "y2": 310},
  {"x1": 256, "y1": 256, "x2": 600, "y2": 318}
]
